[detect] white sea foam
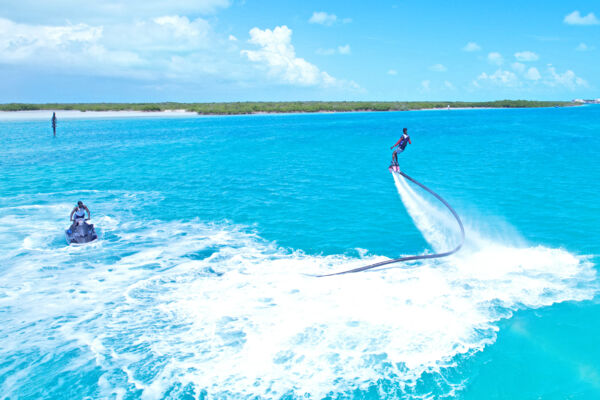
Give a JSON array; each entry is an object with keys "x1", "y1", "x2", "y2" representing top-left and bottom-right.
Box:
[{"x1": 0, "y1": 190, "x2": 596, "y2": 399}]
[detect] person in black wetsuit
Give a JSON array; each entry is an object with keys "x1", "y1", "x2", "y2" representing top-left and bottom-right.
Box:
[
  {"x1": 51, "y1": 112, "x2": 57, "y2": 137},
  {"x1": 390, "y1": 128, "x2": 411, "y2": 165}
]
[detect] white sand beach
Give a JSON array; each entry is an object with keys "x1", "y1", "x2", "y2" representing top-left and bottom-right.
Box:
[{"x1": 0, "y1": 109, "x2": 198, "y2": 121}]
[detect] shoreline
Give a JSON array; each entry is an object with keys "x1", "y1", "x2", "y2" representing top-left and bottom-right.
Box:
[
  {"x1": 0, "y1": 100, "x2": 579, "y2": 120},
  {"x1": 0, "y1": 104, "x2": 581, "y2": 121},
  {"x1": 0, "y1": 109, "x2": 198, "y2": 121}
]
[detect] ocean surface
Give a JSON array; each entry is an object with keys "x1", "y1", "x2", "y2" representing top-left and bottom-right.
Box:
[{"x1": 1, "y1": 106, "x2": 599, "y2": 399}]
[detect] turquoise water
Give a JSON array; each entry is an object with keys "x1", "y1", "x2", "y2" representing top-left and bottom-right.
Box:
[{"x1": 1, "y1": 107, "x2": 599, "y2": 399}]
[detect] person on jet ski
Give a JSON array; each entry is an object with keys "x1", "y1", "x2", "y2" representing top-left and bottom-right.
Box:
[
  {"x1": 70, "y1": 201, "x2": 90, "y2": 228},
  {"x1": 390, "y1": 128, "x2": 411, "y2": 165}
]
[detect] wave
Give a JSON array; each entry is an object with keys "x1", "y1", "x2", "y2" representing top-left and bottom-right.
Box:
[{"x1": 0, "y1": 190, "x2": 596, "y2": 399}]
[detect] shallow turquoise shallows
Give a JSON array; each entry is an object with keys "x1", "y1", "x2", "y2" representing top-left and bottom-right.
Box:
[{"x1": 1, "y1": 106, "x2": 599, "y2": 399}]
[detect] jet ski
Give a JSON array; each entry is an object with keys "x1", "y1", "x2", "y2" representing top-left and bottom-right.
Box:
[{"x1": 65, "y1": 220, "x2": 98, "y2": 245}]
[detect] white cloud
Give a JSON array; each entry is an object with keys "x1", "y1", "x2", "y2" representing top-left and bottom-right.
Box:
[
  {"x1": 242, "y1": 25, "x2": 352, "y2": 88},
  {"x1": 0, "y1": 17, "x2": 143, "y2": 74},
  {"x1": 514, "y1": 51, "x2": 539, "y2": 62},
  {"x1": 476, "y1": 69, "x2": 519, "y2": 87},
  {"x1": 388, "y1": 69, "x2": 397, "y2": 75},
  {"x1": 103, "y1": 16, "x2": 214, "y2": 53},
  {"x1": 511, "y1": 62, "x2": 526, "y2": 73},
  {"x1": 511, "y1": 63, "x2": 541, "y2": 81},
  {"x1": 2, "y1": 0, "x2": 231, "y2": 24},
  {"x1": 0, "y1": 15, "x2": 252, "y2": 83},
  {"x1": 546, "y1": 66, "x2": 587, "y2": 89},
  {"x1": 429, "y1": 63, "x2": 447, "y2": 72},
  {"x1": 444, "y1": 81, "x2": 455, "y2": 90},
  {"x1": 152, "y1": 15, "x2": 210, "y2": 40},
  {"x1": 342, "y1": 18, "x2": 353, "y2": 24},
  {"x1": 421, "y1": 80, "x2": 430, "y2": 90},
  {"x1": 0, "y1": 13, "x2": 365, "y2": 93},
  {"x1": 487, "y1": 52, "x2": 503, "y2": 65},
  {"x1": 474, "y1": 64, "x2": 587, "y2": 90},
  {"x1": 337, "y1": 44, "x2": 351, "y2": 55},
  {"x1": 575, "y1": 43, "x2": 590, "y2": 51},
  {"x1": 309, "y1": 12, "x2": 337, "y2": 26},
  {"x1": 564, "y1": 11, "x2": 599, "y2": 26},
  {"x1": 463, "y1": 42, "x2": 481, "y2": 52},
  {"x1": 0, "y1": 18, "x2": 102, "y2": 60},
  {"x1": 316, "y1": 45, "x2": 351, "y2": 55},
  {"x1": 524, "y1": 67, "x2": 541, "y2": 81}
]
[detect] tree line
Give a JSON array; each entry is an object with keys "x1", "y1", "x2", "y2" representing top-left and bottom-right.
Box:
[{"x1": 0, "y1": 100, "x2": 575, "y2": 114}]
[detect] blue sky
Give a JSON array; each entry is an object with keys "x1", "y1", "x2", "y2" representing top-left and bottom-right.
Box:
[{"x1": 1, "y1": 0, "x2": 598, "y2": 102}]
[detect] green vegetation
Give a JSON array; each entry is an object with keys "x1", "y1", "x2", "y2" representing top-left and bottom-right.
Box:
[{"x1": 0, "y1": 100, "x2": 576, "y2": 115}]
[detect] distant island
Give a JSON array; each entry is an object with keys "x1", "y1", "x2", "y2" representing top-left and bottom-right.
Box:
[
  {"x1": 573, "y1": 98, "x2": 600, "y2": 104},
  {"x1": 0, "y1": 100, "x2": 578, "y2": 115}
]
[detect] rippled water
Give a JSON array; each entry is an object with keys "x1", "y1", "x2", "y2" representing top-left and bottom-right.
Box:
[{"x1": 1, "y1": 107, "x2": 599, "y2": 399}]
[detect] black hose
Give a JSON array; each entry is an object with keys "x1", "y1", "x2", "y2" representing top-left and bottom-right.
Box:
[{"x1": 315, "y1": 171, "x2": 465, "y2": 277}]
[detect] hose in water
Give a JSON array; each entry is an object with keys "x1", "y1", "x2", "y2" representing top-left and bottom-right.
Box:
[{"x1": 315, "y1": 171, "x2": 465, "y2": 277}]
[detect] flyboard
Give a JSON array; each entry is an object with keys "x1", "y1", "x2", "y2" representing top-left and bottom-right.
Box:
[
  {"x1": 313, "y1": 163, "x2": 465, "y2": 277},
  {"x1": 65, "y1": 220, "x2": 98, "y2": 245}
]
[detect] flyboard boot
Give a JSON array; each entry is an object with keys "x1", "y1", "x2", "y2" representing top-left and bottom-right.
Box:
[{"x1": 388, "y1": 158, "x2": 400, "y2": 173}]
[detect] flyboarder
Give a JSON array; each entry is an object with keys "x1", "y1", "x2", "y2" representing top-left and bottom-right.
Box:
[
  {"x1": 51, "y1": 112, "x2": 57, "y2": 137},
  {"x1": 390, "y1": 128, "x2": 411, "y2": 171}
]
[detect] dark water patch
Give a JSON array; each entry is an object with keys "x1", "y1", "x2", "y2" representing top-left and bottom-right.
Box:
[
  {"x1": 130, "y1": 354, "x2": 169, "y2": 383},
  {"x1": 162, "y1": 382, "x2": 198, "y2": 400}
]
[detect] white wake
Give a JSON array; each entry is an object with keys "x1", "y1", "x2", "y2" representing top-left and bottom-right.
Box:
[{"x1": 0, "y1": 189, "x2": 596, "y2": 399}]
